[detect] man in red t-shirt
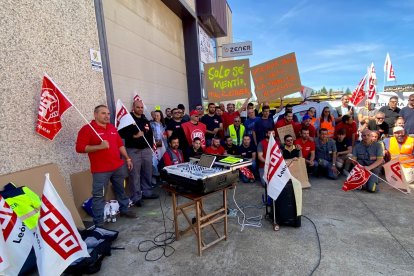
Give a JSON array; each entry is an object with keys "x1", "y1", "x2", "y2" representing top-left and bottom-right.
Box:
[
  {"x1": 181, "y1": 110, "x2": 207, "y2": 149},
  {"x1": 76, "y1": 105, "x2": 136, "y2": 227},
  {"x1": 334, "y1": 114, "x2": 357, "y2": 146},
  {"x1": 204, "y1": 137, "x2": 226, "y2": 155},
  {"x1": 257, "y1": 129, "x2": 277, "y2": 186},
  {"x1": 274, "y1": 111, "x2": 301, "y2": 143},
  {"x1": 162, "y1": 136, "x2": 184, "y2": 166},
  {"x1": 294, "y1": 128, "x2": 318, "y2": 175},
  {"x1": 221, "y1": 99, "x2": 249, "y2": 132},
  {"x1": 300, "y1": 115, "x2": 316, "y2": 139}
]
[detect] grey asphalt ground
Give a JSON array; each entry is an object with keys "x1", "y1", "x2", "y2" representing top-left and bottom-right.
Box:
[{"x1": 94, "y1": 175, "x2": 414, "y2": 276}]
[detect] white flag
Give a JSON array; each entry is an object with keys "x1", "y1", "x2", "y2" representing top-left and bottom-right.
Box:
[
  {"x1": 133, "y1": 92, "x2": 153, "y2": 120},
  {"x1": 0, "y1": 226, "x2": 10, "y2": 274},
  {"x1": 115, "y1": 99, "x2": 136, "y2": 130},
  {"x1": 383, "y1": 159, "x2": 410, "y2": 192},
  {"x1": 367, "y1": 63, "x2": 377, "y2": 100},
  {"x1": 263, "y1": 135, "x2": 292, "y2": 200},
  {"x1": 300, "y1": 86, "x2": 314, "y2": 100},
  {"x1": 34, "y1": 174, "x2": 89, "y2": 276},
  {"x1": 384, "y1": 53, "x2": 396, "y2": 82},
  {"x1": 0, "y1": 195, "x2": 34, "y2": 275}
]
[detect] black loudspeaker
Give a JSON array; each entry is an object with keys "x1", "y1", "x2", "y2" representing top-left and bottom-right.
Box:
[{"x1": 274, "y1": 180, "x2": 301, "y2": 227}]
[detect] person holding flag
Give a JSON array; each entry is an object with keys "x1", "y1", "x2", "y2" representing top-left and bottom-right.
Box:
[
  {"x1": 351, "y1": 129, "x2": 384, "y2": 192},
  {"x1": 118, "y1": 100, "x2": 159, "y2": 207},
  {"x1": 76, "y1": 105, "x2": 137, "y2": 227}
]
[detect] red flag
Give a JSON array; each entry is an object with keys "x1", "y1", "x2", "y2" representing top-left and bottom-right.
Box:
[
  {"x1": 349, "y1": 75, "x2": 367, "y2": 106},
  {"x1": 36, "y1": 75, "x2": 73, "y2": 140},
  {"x1": 384, "y1": 53, "x2": 396, "y2": 82},
  {"x1": 342, "y1": 163, "x2": 371, "y2": 191},
  {"x1": 367, "y1": 63, "x2": 377, "y2": 100}
]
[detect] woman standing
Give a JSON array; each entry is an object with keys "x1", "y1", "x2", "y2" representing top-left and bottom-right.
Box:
[
  {"x1": 150, "y1": 110, "x2": 167, "y2": 183},
  {"x1": 319, "y1": 107, "x2": 335, "y2": 138}
]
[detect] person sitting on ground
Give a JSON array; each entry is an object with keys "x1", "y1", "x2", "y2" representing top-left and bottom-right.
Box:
[
  {"x1": 335, "y1": 128, "x2": 352, "y2": 175},
  {"x1": 204, "y1": 137, "x2": 226, "y2": 155},
  {"x1": 223, "y1": 135, "x2": 238, "y2": 155},
  {"x1": 352, "y1": 129, "x2": 384, "y2": 193},
  {"x1": 282, "y1": 134, "x2": 301, "y2": 160},
  {"x1": 368, "y1": 111, "x2": 389, "y2": 139},
  {"x1": 371, "y1": 130, "x2": 388, "y2": 162},
  {"x1": 162, "y1": 136, "x2": 185, "y2": 167},
  {"x1": 226, "y1": 116, "x2": 245, "y2": 146},
  {"x1": 300, "y1": 115, "x2": 316, "y2": 139},
  {"x1": 186, "y1": 137, "x2": 204, "y2": 161},
  {"x1": 236, "y1": 135, "x2": 257, "y2": 183},
  {"x1": 294, "y1": 128, "x2": 318, "y2": 175},
  {"x1": 257, "y1": 129, "x2": 277, "y2": 186},
  {"x1": 334, "y1": 114, "x2": 357, "y2": 146},
  {"x1": 315, "y1": 128, "x2": 339, "y2": 180}
]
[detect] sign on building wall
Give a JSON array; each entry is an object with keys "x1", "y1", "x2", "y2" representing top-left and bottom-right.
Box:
[
  {"x1": 199, "y1": 26, "x2": 216, "y2": 64},
  {"x1": 204, "y1": 59, "x2": 252, "y2": 102},
  {"x1": 222, "y1": 41, "x2": 253, "y2": 58},
  {"x1": 89, "y1": 49, "x2": 102, "y2": 72},
  {"x1": 251, "y1": 52, "x2": 302, "y2": 102}
]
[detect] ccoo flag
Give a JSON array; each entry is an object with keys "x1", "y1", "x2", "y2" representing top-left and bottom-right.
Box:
[
  {"x1": 0, "y1": 195, "x2": 34, "y2": 275},
  {"x1": 384, "y1": 53, "x2": 396, "y2": 82},
  {"x1": 115, "y1": 99, "x2": 136, "y2": 130},
  {"x1": 0, "y1": 223, "x2": 10, "y2": 274},
  {"x1": 34, "y1": 174, "x2": 89, "y2": 276},
  {"x1": 349, "y1": 74, "x2": 367, "y2": 106},
  {"x1": 342, "y1": 163, "x2": 371, "y2": 191},
  {"x1": 36, "y1": 74, "x2": 73, "y2": 140},
  {"x1": 263, "y1": 135, "x2": 291, "y2": 200},
  {"x1": 367, "y1": 63, "x2": 377, "y2": 100}
]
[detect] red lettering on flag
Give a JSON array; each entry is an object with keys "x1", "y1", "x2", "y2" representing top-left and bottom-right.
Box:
[
  {"x1": 266, "y1": 143, "x2": 283, "y2": 181},
  {"x1": 390, "y1": 162, "x2": 402, "y2": 179},
  {"x1": 0, "y1": 197, "x2": 17, "y2": 241}
]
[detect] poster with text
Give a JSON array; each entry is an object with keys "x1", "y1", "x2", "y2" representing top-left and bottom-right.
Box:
[
  {"x1": 251, "y1": 52, "x2": 302, "y2": 102},
  {"x1": 204, "y1": 59, "x2": 251, "y2": 102}
]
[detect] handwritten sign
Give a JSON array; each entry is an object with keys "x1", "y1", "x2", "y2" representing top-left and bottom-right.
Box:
[
  {"x1": 277, "y1": 124, "x2": 296, "y2": 141},
  {"x1": 204, "y1": 59, "x2": 252, "y2": 102},
  {"x1": 251, "y1": 52, "x2": 302, "y2": 102}
]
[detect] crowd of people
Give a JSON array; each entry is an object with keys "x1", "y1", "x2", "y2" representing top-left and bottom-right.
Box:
[{"x1": 76, "y1": 94, "x2": 414, "y2": 227}]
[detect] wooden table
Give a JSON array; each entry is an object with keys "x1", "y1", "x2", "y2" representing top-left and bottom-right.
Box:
[{"x1": 162, "y1": 184, "x2": 231, "y2": 256}]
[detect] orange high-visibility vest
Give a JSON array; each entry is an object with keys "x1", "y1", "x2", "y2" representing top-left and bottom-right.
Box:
[
  {"x1": 320, "y1": 116, "x2": 335, "y2": 138},
  {"x1": 389, "y1": 136, "x2": 414, "y2": 168},
  {"x1": 310, "y1": 117, "x2": 319, "y2": 127}
]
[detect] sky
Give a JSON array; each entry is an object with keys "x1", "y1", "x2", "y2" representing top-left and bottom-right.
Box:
[{"x1": 227, "y1": 0, "x2": 414, "y2": 92}]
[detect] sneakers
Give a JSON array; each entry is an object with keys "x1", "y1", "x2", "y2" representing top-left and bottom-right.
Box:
[
  {"x1": 120, "y1": 210, "x2": 137, "y2": 218},
  {"x1": 134, "y1": 200, "x2": 143, "y2": 207},
  {"x1": 142, "y1": 194, "x2": 159, "y2": 200}
]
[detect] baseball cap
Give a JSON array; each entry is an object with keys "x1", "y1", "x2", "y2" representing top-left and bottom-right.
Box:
[
  {"x1": 190, "y1": 110, "x2": 199, "y2": 116},
  {"x1": 393, "y1": 126, "x2": 404, "y2": 133},
  {"x1": 302, "y1": 115, "x2": 311, "y2": 121}
]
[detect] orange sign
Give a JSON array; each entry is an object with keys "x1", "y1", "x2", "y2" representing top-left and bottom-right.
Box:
[
  {"x1": 251, "y1": 52, "x2": 302, "y2": 102},
  {"x1": 204, "y1": 59, "x2": 251, "y2": 102}
]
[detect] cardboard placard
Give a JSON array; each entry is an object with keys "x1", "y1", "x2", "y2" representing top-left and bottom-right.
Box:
[
  {"x1": 277, "y1": 124, "x2": 296, "y2": 140},
  {"x1": 251, "y1": 52, "x2": 302, "y2": 102},
  {"x1": 287, "y1": 158, "x2": 311, "y2": 188},
  {"x1": 204, "y1": 59, "x2": 252, "y2": 102}
]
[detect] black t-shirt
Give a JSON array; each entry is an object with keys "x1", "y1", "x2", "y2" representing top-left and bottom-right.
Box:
[
  {"x1": 282, "y1": 146, "x2": 300, "y2": 159},
  {"x1": 237, "y1": 144, "x2": 257, "y2": 159},
  {"x1": 368, "y1": 120, "x2": 389, "y2": 136},
  {"x1": 166, "y1": 120, "x2": 188, "y2": 150},
  {"x1": 200, "y1": 114, "x2": 222, "y2": 139},
  {"x1": 336, "y1": 138, "x2": 351, "y2": 153},
  {"x1": 379, "y1": 106, "x2": 400, "y2": 130},
  {"x1": 224, "y1": 144, "x2": 238, "y2": 155},
  {"x1": 185, "y1": 146, "x2": 203, "y2": 161}
]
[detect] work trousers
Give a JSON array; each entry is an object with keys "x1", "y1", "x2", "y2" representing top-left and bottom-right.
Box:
[
  {"x1": 92, "y1": 165, "x2": 129, "y2": 226},
  {"x1": 127, "y1": 147, "x2": 153, "y2": 203}
]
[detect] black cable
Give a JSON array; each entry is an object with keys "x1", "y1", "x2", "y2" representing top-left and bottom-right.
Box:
[
  {"x1": 302, "y1": 215, "x2": 322, "y2": 276},
  {"x1": 138, "y1": 192, "x2": 176, "y2": 261},
  {"x1": 352, "y1": 191, "x2": 414, "y2": 261}
]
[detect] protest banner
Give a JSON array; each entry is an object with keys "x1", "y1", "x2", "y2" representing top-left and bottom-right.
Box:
[
  {"x1": 204, "y1": 59, "x2": 251, "y2": 102},
  {"x1": 277, "y1": 124, "x2": 296, "y2": 140},
  {"x1": 251, "y1": 52, "x2": 302, "y2": 102},
  {"x1": 288, "y1": 158, "x2": 311, "y2": 188}
]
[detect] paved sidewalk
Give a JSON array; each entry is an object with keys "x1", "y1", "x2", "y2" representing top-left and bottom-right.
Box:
[{"x1": 96, "y1": 176, "x2": 414, "y2": 276}]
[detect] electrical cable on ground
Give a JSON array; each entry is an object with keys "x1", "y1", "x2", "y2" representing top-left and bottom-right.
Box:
[
  {"x1": 302, "y1": 215, "x2": 322, "y2": 276},
  {"x1": 138, "y1": 191, "x2": 176, "y2": 261},
  {"x1": 232, "y1": 185, "x2": 263, "y2": 231},
  {"x1": 352, "y1": 191, "x2": 414, "y2": 261}
]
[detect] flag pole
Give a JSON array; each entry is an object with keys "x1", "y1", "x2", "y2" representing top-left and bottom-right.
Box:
[{"x1": 44, "y1": 73, "x2": 103, "y2": 142}]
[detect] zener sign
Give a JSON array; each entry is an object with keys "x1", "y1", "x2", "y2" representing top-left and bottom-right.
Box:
[{"x1": 222, "y1": 41, "x2": 253, "y2": 58}]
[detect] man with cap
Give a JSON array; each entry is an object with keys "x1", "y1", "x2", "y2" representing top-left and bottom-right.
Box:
[
  {"x1": 384, "y1": 126, "x2": 414, "y2": 170},
  {"x1": 300, "y1": 115, "x2": 316, "y2": 139},
  {"x1": 181, "y1": 109, "x2": 207, "y2": 150}
]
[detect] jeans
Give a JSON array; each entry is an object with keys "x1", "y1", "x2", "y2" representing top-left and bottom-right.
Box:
[
  {"x1": 318, "y1": 159, "x2": 338, "y2": 180},
  {"x1": 92, "y1": 165, "x2": 129, "y2": 226},
  {"x1": 127, "y1": 147, "x2": 153, "y2": 202}
]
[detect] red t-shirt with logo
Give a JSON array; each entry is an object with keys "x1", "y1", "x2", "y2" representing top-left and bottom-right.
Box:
[
  {"x1": 222, "y1": 111, "x2": 240, "y2": 132},
  {"x1": 204, "y1": 145, "x2": 226, "y2": 155},
  {"x1": 294, "y1": 138, "x2": 315, "y2": 159},
  {"x1": 76, "y1": 121, "x2": 124, "y2": 173},
  {"x1": 181, "y1": 121, "x2": 207, "y2": 149}
]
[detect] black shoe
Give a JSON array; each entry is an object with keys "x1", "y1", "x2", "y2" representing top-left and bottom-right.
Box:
[
  {"x1": 142, "y1": 194, "x2": 159, "y2": 199},
  {"x1": 120, "y1": 210, "x2": 138, "y2": 218},
  {"x1": 134, "y1": 200, "x2": 143, "y2": 207}
]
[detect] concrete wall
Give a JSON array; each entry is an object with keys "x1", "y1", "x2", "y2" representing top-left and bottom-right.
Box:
[
  {"x1": 103, "y1": 0, "x2": 189, "y2": 112},
  {"x1": 216, "y1": 2, "x2": 233, "y2": 62},
  {"x1": 0, "y1": 1, "x2": 106, "y2": 185}
]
